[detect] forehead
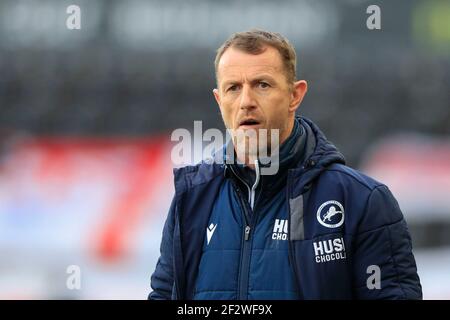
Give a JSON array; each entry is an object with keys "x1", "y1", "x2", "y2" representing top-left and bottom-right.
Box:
[{"x1": 217, "y1": 46, "x2": 284, "y2": 81}]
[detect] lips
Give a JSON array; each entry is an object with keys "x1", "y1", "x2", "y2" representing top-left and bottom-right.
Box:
[{"x1": 238, "y1": 118, "x2": 261, "y2": 128}]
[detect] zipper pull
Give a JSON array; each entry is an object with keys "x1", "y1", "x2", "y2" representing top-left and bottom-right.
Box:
[{"x1": 245, "y1": 226, "x2": 251, "y2": 241}]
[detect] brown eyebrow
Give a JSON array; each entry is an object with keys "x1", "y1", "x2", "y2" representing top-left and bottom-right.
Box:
[
  {"x1": 222, "y1": 74, "x2": 276, "y2": 88},
  {"x1": 251, "y1": 76, "x2": 276, "y2": 85},
  {"x1": 222, "y1": 80, "x2": 241, "y2": 88},
  {"x1": 251, "y1": 74, "x2": 276, "y2": 83}
]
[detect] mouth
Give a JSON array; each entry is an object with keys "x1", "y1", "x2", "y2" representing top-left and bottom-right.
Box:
[{"x1": 238, "y1": 118, "x2": 262, "y2": 129}]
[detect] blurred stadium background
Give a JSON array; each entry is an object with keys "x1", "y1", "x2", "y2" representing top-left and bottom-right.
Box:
[{"x1": 0, "y1": 0, "x2": 449, "y2": 299}]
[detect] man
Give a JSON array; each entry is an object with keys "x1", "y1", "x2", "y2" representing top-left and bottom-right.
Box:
[{"x1": 149, "y1": 30, "x2": 422, "y2": 299}]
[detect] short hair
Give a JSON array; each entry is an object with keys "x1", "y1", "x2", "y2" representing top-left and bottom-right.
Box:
[{"x1": 214, "y1": 29, "x2": 297, "y2": 84}]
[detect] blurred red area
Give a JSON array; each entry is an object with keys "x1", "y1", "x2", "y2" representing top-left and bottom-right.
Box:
[{"x1": 0, "y1": 136, "x2": 173, "y2": 263}]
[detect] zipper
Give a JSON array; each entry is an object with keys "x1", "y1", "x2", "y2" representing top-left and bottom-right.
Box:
[
  {"x1": 236, "y1": 192, "x2": 259, "y2": 300},
  {"x1": 229, "y1": 165, "x2": 252, "y2": 223},
  {"x1": 249, "y1": 160, "x2": 260, "y2": 210},
  {"x1": 230, "y1": 159, "x2": 261, "y2": 300},
  {"x1": 234, "y1": 185, "x2": 252, "y2": 300},
  {"x1": 228, "y1": 160, "x2": 260, "y2": 211},
  {"x1": 244, "y1": 226, "x2": 251, "y2": 240}
]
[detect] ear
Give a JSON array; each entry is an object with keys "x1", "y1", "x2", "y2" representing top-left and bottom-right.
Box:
[
  {"x1": 289, "y1": 80, "x2": 308, "y2": 113},
  {"x1": 213, "y1": 88, "x2": 221, "y2": 108}
]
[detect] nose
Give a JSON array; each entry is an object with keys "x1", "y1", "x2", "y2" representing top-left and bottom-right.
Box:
[{"x1": 239, "y1": 84, "x2": 257, "y2": 111}]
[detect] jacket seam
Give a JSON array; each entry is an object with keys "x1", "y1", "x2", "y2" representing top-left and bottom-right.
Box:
[
  {"x1": 353, "y1": 217, "x2": 404, "y2": 237},
  {"x1": 175, "y1": 168, "x2": 224, "y2": 199},
  {"x1": 323, "y1": 168, "x2": 384, "y2": 191},
  {"x1": 194, "y1": 289, "x2": 236, "y2": 293},
  {"x1": 202, "y1": 248, "x2": 291, "y2": 251},
  {"x1": 353, "y1": 184, "x2": 388, "y2": 236},
  {"x1": 194, "y1": 289, "x2": 299, "y2": 294},
  {"x1": 246, "y1": 289, "x2": 300, "y2": 293},
  {"x1": 386, "y1": 222, "x2": 408, "y2": 299},
  {"x1": 353, "y1": 184, "x2": 397, "y2": 235},
  {"x1": 288, "y1": 218, "x2": 405, "y2": 240},
  {"x1": 183, "y1": 167, "x2": 224, "y2": 190}
]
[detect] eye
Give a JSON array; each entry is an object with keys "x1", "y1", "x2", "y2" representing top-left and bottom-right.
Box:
[
  {"x1": 227, "y1": 85, "x2": 239, "y2": 92},
  {"x1": 258, "y1": 81, "x2": 270, "y2": 89}
]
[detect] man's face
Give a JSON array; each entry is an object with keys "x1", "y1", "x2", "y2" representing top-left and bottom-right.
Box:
[{"x1": 213, "y1": 46, "x2": 307, "y2": 162}]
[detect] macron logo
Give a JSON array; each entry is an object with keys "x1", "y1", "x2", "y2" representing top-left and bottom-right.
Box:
[{"x1": 206, "y1": 223, "x2": 217, "y2": 245}]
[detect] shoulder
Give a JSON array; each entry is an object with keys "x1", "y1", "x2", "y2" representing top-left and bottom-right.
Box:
[
  {"x1": 313, "y1": 163, "x2": 403, "y2": 233},
  {"x1": 321, "y1": 163, "x2": 384, "y2": 191},
  {"x1": 173, "y1": 161, "x2": 224, "y2": 194}
]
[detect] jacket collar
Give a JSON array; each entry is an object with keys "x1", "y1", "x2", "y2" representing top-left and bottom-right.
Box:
[
  {"x1": 174, "y1": 116, "x2": 345, "y2": 195},
  {"x1": 226, "y1": 117, "x2": 306, "y2": 198}
]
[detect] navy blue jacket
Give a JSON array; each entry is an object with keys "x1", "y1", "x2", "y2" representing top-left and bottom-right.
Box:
[{"x1": 149, "y1": 117, "x2": 422, "y2": 300}]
